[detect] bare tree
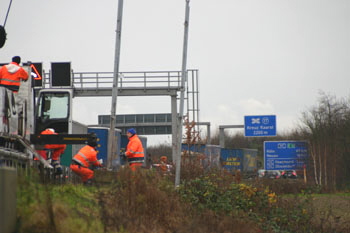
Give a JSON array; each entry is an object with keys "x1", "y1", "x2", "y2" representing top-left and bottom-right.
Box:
[{"x1": 299, "y1": 92, "x2": 350, "y2": 191}]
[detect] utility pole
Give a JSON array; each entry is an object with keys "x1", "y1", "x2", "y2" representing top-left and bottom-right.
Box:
[
  {"x1": 107, "y1": 0, "x2": 124, "y2": 169},
  {"x1": 175, "y1": 0, "x2": 190, "y2": 187}
]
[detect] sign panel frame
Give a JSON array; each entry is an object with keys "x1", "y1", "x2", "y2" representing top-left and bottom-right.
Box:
[{"x1": 51, "y1": 62, "x2": 72, "y2": 87}]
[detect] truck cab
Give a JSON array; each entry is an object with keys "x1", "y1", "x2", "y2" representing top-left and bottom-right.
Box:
[{"x1": 35, "y1": 89, "x2": 73, "y2": 135}]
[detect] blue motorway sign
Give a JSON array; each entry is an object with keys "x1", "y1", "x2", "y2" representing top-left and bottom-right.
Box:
[
  {"x1": 244, "y1": 115, "x2": 276, "y2": 137},
  {"x1": 264, "y1": 141, "x2": 308, "y2": 170}
]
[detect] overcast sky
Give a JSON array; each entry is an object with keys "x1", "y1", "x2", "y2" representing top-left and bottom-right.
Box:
[{"x1": 1, "y1": 0, "x2": 349, "y2": 145}]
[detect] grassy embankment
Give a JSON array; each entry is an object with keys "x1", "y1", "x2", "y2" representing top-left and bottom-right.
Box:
[{"x1": 15, "y1": 168, "x2": 350, "y2": 233}]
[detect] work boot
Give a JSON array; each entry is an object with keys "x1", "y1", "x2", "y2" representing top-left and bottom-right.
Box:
[
  {"x1": 55, "y1": 166, "x2": 63, "y2": 175},
  {"x1": 52, "y1": 160, "x2": 63, "y2": 175}
]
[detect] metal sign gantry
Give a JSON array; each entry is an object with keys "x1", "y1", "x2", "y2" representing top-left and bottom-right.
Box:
[{"x1": 35, "y1": 68, "x2": 200, "y2": 164}]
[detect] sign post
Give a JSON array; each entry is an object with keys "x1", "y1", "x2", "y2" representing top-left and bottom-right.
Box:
[{"x1": 108, "y1": 0, "x2": 124, "y2": 169}]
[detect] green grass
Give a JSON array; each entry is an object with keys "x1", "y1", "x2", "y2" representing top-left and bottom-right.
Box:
[
  {"x1": 16, "y1": 173, "x2": 104, "y2": 233},
  {"x1": 14, "y1": 168, "x2": 350, "y2": 233}
]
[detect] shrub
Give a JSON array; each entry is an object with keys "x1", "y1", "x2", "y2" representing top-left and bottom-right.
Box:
[{"x1": 178, "y1": 172, "x2": 315, "y2": 232}]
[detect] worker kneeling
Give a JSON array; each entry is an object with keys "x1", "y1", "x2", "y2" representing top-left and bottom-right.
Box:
[{"x1": 70, "y1": 134, "x2": 102, "y2": 185}]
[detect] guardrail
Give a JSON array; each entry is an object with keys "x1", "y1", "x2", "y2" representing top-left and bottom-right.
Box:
[
  {"x1": 0, "y1": 133, "x2": 67, "y2": 183},
  {"x1": 41, "y1": 70, "x2": 195, "y2": 91}
]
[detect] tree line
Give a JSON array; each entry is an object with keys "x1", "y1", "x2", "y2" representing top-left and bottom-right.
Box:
[{"x1": 149, "y1": 92, "x2": 350, "y2": 191}]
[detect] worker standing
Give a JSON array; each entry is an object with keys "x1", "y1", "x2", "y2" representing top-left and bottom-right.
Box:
[
  {"x1": 70, "y1": 134, "x2": 102, "y2": 184},
  {"x1": 125, "y1": 128, "x2": 144, "y2": 171},
  {"x1": 160, "y1": 156, "x2": 169, "y2": 173},
  {"x1": 0, "y1": 56, "x2": 28, "y2": 93},
  {"x1": 36, "y1": 128, "x2": 66, "y2": 175}
]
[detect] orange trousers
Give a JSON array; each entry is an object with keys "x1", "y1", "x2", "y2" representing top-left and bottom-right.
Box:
[
  {"x1": 35, "y1": 148, "x2": 65, "y2": 160},
  {"x1": 129, "y1": 162, "x2": 143, "y2": 171},
  {"x1": 70, "y1": 164, "x2": 94, "y2": 182}
]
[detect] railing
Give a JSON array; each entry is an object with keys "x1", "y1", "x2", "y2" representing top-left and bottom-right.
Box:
[
  {"x1": 41, "y1": 70, "x2": 194, "y2": 91},
  {"x1": 0, "y1": 133, "x2": 52, "y2": 169},
  {"x1": 0, "y1": 133, "x2": 80, "y2": 184}
]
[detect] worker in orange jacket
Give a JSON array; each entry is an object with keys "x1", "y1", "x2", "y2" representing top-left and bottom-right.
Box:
[
  {"x1": 36, "y1": 128, "x2": 67, "y2": 174},
  {"x1": 0, "y1": 56, "x2": 28, "y2": 93},
  {"x1": 70, "y1": 134, "x2": 102, "y2": 184},
  {"x1": 125, "y1": 128, "x2": 144, "y2": 171},
  {"x1": 160, "y1": 156, "x2": 169, "y2": 173},
  {"x1": 39, "y1": 128, "x2": 67, "y2": 160}
]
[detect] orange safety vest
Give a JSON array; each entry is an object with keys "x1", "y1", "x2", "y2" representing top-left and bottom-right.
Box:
[
  {"x1": 72, "y1": 145, "x2": 101, "y2": 168},
  {"x1": 125, "y1": 134, "x2": 144, "y2": 164},
  {"x1": 160, "y1": 156, "x2": 168, "y2": 172},
  {"x1": 0, "y1": 62, "x2": 28, "y2": 92}
]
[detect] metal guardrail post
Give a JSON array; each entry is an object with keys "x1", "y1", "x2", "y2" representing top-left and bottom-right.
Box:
[
  {"x1": 96, "y1": 72, "x2": 99, "y2": 90},
  {"x1": 167, "y1": 72, "x2": 170, "y2": 91},
  {"x1": 77, "y1": 73, "x2": 81, "y2": 88}
]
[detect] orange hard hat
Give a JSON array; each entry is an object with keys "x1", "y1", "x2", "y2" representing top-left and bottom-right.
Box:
[{"x1": 160, "y1": 156, "x2": 167, "y2": 162}]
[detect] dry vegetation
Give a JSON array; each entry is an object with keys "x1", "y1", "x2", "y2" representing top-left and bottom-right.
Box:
[
  {"x1": 15, "y1": 165, "x2": 350, "y2": 233},
  {"x1": 14, "y1": 93, "x2": 350, "y2": 233}
]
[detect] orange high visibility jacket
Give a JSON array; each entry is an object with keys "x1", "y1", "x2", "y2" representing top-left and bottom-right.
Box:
[
  {"x1": 160, "y1": 156, "x2": 168, "y2": 172},
  {"x1": 0, "y1": 62, "x2": 28, "y2": 92},
  {"x1": 72, "y1": 145, "x2": 101, "y2": 168},
  {"x1": 125, "y1": 134, "x2": 144, "y2": 163}
]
